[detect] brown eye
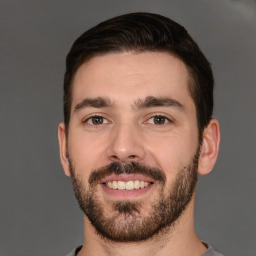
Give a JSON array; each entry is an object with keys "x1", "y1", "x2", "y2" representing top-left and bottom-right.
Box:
[
  {"x1": 92, "y1": 116, "x2": 104, "y2": 125},
  {"x1": 150, "y1": 115, "x2": 169, "y2": 125},
  {"x1": 86, "y1": 116, "x2": 107, "y2": 125}
]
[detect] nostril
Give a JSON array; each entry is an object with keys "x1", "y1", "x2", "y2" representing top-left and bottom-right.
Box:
[
  {"x1": 111, "y1": 155, "x2": 119, "y2": 161},
  {"x1": 129, "y1": 155, "x2": 137, "y2": 159}
]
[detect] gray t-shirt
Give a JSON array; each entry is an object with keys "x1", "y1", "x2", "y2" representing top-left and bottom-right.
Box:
[{"x1": 66, "y1": 243, "x2": 224, "y2": 256}]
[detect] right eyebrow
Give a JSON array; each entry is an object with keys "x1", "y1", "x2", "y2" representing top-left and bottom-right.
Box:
[{"x1": 73, "y1": 97, "x2": 114, "y2": 113}]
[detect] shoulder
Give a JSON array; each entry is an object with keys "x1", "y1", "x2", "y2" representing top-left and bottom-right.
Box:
[
  {"x1": 202, "y1": 242, "x2": 224, "y2": 256},
  {"x1": 65, "y1": 246, "x2": 82, "y2": 256}
]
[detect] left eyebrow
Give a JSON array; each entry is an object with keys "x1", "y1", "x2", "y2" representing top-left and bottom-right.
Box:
[{"x1": 133, "y1": 96, "x2": 184, "y2": 110}]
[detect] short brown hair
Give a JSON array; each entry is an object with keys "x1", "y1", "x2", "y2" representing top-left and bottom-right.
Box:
[{"x1": 63, "y1": 12, "x2": 214, "y2": 140}]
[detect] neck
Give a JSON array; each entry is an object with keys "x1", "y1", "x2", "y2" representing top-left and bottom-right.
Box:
[{"x1": 78, "y1": 198, "x2": 207, "y2": 256}]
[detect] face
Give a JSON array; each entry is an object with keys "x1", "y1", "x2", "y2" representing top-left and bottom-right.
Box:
[{"x1": 60, "y1": 52, "x2": 202, "y2": 242}]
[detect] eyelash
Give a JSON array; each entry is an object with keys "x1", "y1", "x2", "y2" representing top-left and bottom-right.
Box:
[
  {"x1": 146, "y1": 115, "x2": 172, "y2": 125},
  {"x1": 83, "y1": 114, "x2": 172, "y2": 126},
  {"x1": 83, "y1": 115, "x2": 110, "y2": 126}
]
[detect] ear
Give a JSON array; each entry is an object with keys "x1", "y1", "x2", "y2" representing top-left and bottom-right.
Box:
[
  {"x1": 198, "y1": 119, "x2": 220, "y2": 175},
  {"x1": 58, "y1": 122, "x2": 71, "y2": 177}
]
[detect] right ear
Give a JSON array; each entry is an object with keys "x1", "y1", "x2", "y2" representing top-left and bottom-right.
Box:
[{"x1": 58, "y1": 122, "x2": 71, "y2": 177}]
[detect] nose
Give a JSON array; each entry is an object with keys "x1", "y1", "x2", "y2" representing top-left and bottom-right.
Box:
[{"x1": 106, "y1": 122, "x2": 146, "y2": 163}]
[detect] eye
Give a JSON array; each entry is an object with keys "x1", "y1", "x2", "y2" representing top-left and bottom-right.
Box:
[
  {"x1": 85, "y1": 116, "x2": 109, "y2": 125},
  {"x1": 147, "y1": 115, "x2": 171, "y2": 125}
]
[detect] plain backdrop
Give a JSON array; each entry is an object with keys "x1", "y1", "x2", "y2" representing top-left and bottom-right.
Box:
[{"x1": 0, "y1": 1, "x2": 255, "y2": 256}]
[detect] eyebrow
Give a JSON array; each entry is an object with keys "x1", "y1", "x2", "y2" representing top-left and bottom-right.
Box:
[
  {"x1": 133, "y1": 96, "x2": 184, "y2": 110},
  {"x1": 74, "y1": 97, "x2": 114, "y2": 112},
  {"x1": 73, "y1": 95, "x2": 184, "y2": 113}
]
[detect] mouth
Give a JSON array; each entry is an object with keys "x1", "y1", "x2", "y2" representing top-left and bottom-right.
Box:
[
  {"x1": 105, "y1": 180, "x2": 152, "y2": 190},
  {"x1": 100, "y1": 174, "x2": 155, "y2": 199}
]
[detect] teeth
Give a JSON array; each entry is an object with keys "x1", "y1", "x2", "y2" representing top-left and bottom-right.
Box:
[
  {"x1": 134, "y1": 180, "x2": 140, "y2": 189},
  {"x1": 125, "y1": 181, "x2": 134, "y2": 190},
  {"x1": 105, "y1": 180, "x2": 150, "y2": 190},
  {"x1": 112, "y1": 181, "x2": 118, "y2": 189},
  {"x1": 106, "y1": 181, "x2": 113, "y2": 189},
  {"x1": 118, "y1": 181, "x2": 126, "y2": 190}
]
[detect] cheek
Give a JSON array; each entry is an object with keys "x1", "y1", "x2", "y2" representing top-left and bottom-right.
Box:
[
  {"x1": 67, "y1": 131, "x2": 108, "y2": 173},
  {"x1": 146, "y1": 132, "x2": 198, "y2": 175}
]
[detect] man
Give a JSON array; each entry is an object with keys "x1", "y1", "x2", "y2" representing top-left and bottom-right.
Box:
[{"x1": 58, "y1": 12, "x2": 222, "y2": 256}]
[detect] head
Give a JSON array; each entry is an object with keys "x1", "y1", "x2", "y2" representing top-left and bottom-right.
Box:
[
  {"x1": 63, "y1": 12, "x2": 214, "y2": 141},
  {"x1": 59, "y1": 13, "x2": 220, "y2": 243}
]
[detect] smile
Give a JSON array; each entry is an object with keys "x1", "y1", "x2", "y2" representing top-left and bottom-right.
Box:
[
  {"x1": 105, "y1": 180, "x2": 151, "y2": 190},
  {"x1": 100, "y1": 174, "x2": 155, "y2": 198}
]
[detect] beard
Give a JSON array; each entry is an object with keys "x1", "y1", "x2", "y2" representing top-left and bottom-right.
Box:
[{"x1": 69, "y1": 151, "x2": 199, "y2": 243}]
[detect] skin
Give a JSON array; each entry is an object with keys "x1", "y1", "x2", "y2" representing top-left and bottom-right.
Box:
[{"x1": 58, "y1": 52, "x2": 220, "y2": 256}]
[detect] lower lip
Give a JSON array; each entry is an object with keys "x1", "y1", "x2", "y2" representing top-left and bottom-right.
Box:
[{"x1": 100, "y1": 183, "x2": 154, "y2": 199}]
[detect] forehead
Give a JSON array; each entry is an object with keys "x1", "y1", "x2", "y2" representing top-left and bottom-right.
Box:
[{"x1": 71, "y1": 51, "x2": 193, "y2": 108}]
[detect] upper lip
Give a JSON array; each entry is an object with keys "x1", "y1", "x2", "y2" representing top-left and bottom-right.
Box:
[{"x1": 100, "y1": 174, "x2": 154, "y2": 184}]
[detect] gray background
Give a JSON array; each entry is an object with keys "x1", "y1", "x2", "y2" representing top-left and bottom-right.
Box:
[{"x1": 0, "y1": 0, "x2": 255, "y2": 255}]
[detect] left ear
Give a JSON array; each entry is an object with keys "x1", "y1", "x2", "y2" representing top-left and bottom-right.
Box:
[{"x1": 198, "y1": 118, "x2": 220, "y2": 175}]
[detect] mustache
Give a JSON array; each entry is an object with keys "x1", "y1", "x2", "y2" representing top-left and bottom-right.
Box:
[{"x1": 89, "y1": 161, "x2": 166, "y2": 186}]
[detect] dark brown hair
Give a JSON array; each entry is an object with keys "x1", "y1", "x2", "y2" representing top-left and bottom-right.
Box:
[{"x1": 64, "y1": 12, "x2": 214, "y2": 140}]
